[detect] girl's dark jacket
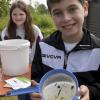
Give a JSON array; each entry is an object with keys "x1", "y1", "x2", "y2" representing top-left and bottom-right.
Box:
[{"x1": 32, "y1": 28, "x2": 100, "y2": 100}]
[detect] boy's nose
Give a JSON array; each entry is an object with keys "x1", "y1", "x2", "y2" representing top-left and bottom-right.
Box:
[{"x1": 63, "y1": 12, "x2": 71, "y2": 21}]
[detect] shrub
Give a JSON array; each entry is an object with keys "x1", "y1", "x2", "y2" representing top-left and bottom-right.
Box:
[
  {"x1": 31, "y1": 12, "x2": 56, "y2": 37},
  {"x1": 41, "y1": 28, "x2": 56, "y2": 37},
  {"x1": 0, "y1": 16, "x2": 8, "y2": 31},
  {"x1": 38, "y1": 14, "x2": 54, "y2": 28}
]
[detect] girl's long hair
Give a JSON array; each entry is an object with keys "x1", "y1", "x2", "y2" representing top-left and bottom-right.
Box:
[{"x1": 7, "y1": 0, "x2": 35, "y2": 47}]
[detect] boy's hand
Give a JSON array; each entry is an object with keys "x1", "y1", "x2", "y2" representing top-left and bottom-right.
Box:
[
  {"x1": 30, "y1": 80, "x2": 42, "y2": 100},
  {"x1": 79, "y1": 85, "x2": 90, "y2": 100}
]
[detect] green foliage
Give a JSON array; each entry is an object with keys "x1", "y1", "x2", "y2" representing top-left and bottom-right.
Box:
[
  {"x1": 28, "y1": 5, "x2": 35, "y2": 15},
  {"x1": 0, "y1": 0, "x2": 10, "y2": 17},
  {"x1": 42, "y1": 28, "x2": 56, "y2": 37},
  {"x1": 38, "y1": 14, "x2": 54, "y2": 28},
  {"x1": 36, "y1": 4, "x2": 48, "y2": 14},
  {"x1": 0, "y1": 16, "x2": 9, "y2": 31},
  {"x1": 31, "y1": 12, "x2": 56, "y2": 37}
]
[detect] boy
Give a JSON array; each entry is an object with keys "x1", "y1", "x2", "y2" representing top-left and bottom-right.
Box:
[{"x1": 31, "y1": 0, "x2": 100, "y2": 100}]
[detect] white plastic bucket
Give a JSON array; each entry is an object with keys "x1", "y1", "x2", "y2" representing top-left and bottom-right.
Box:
[{"x1": 0, "y1": 39, "x2": 30, "y2": 76}]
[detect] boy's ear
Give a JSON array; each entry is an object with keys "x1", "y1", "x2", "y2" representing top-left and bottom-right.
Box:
[{"x1": 84, "y1": 0, "x2": 89, "y2": 17}]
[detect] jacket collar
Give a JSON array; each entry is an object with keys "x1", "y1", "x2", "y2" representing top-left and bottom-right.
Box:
[
  {"x1": 43, "y1": 28, "x2": 100, "y2": 51},
  {"x1": 75, "y1": 28, "x2": 100, "y2": 51}
]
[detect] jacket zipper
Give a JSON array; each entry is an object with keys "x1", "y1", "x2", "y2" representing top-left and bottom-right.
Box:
[{"x1": 63, "y1": 50, "x2": 68, "y2": 69}]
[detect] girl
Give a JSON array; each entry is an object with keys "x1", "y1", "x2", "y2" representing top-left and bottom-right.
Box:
[{"x1": 1, "y1": 0, "x2": 43, "y2": 64}]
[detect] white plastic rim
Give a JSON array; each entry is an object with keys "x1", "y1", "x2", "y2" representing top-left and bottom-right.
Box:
[{"x1": 0, "y1": 39, "x2": 30, "y2": 50}]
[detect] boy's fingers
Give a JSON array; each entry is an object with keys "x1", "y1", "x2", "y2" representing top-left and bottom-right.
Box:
[
  {"x1": 78, "y1": 85, "x2": 89, "y2": 100},
  {"x1": 31, "y1": 93, "x2": 42, "y2": 97},
  {"x1": 31, "y1": 80, "x2": 41, "y2": 99},
  {"x1": 79, "y1": 85, "x2": 88, "y2": 95},
  {"x1": 30, "y1": 93, "x2": 42, "y2": 100},
  {"x1": 31, "y1": 80, "x2": 38, "y2": 86}
]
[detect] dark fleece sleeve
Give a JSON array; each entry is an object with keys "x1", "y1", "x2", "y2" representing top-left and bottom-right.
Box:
[
  {"x1": 88, "y1": 66, "x2": 100, "y2": 100},
  {"x1": 31, "y1": 41, "x2": 44, "y2": 82},
  {"x1": 31, "y1": 41, "x2": 53, "y2": 83}
]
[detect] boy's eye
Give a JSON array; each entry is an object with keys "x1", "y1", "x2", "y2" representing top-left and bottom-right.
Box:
[
  {"x1": 12, "y1": 13, "x2": 17, "y2": 16},
  {"x1": 53, "y1": 11, "x2": 62, "y2": 16},
  {"x1": 68, "y1": 7, "x2": 78, "y2": 13}
]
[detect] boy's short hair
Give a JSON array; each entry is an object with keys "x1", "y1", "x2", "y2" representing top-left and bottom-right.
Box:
[{"x1": 47, "y1": 0, "x2": 85, "y2": 12}]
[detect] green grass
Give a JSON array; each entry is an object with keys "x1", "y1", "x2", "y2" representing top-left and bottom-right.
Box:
[{"x1": 0, "y1": 96, "x2": 18, "y2": 100}]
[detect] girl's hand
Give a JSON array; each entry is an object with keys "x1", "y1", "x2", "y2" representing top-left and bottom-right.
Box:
[{"x1": 78, "y1": 85, "x2": 90, "y2": 100}]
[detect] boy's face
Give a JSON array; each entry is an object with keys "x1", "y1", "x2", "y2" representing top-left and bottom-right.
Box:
[{"x1": 50, "y1": 0, "x2": 88, "y2": 40}]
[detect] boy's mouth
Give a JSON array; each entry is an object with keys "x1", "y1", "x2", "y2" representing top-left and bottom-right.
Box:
[{"x1": 62, "y1": 22, "x2": 76, "y2": 30}]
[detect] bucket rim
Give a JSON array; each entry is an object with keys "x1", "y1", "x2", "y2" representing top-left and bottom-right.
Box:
[{"x1": 0, "y1": 39, "x2": 30, "y2": 50}]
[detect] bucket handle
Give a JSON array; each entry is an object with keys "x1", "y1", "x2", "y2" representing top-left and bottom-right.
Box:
[
  {"x1": 6, "y1": 85, "x2": 39, "y2": 96},
  {"x1": 6, "y1": 85, "x2": 79, "y2": 100}
]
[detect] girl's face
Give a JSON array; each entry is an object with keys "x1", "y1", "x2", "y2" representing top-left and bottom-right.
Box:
[{"x1": 11, "y1": 7, "x2": 26, "y2": 27}]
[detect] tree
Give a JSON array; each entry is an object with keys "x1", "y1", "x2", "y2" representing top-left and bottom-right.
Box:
[
  {"x1": 0, "y1": 0, "x2": 11, "y2": 17},
  {"x1": 36, "y1": 3, "x2": 48, "y2": 14}
]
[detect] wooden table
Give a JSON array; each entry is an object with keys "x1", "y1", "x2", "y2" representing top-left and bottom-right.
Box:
[{"x1": 0, "y1": 65, "x2": 31, "y2": 96}]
